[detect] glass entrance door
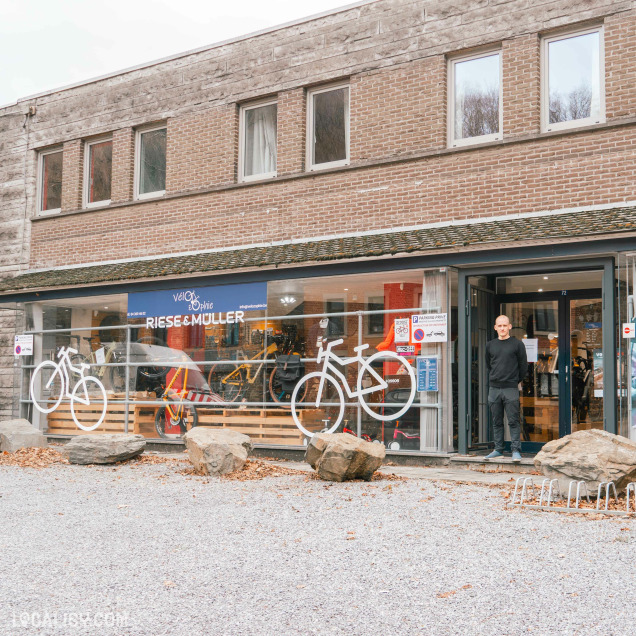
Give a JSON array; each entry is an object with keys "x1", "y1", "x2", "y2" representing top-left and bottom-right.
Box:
[
  {"x1": 469, "y1": 284, "x2": 495, "y2": 449},
  {"x1": 570, "y1": 298, "x2": 604, "y2": 432},
  {"x1": 501, "y1": 293, "x2": 604, "y2": 447},
  {"x1": 501, "y1": 300, "x2": 560, "y2": 445}
]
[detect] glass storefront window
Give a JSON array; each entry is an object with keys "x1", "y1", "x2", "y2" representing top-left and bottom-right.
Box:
[
  {"x1": 11, "y1": 267, "x2": 453, "y2": 452},
  {"x1": 268, "y1": 268, "x2": 451, "y2": 451}
]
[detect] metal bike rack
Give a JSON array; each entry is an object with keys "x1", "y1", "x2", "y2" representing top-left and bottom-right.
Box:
[
  {"x1": 509, "y1": 479, "x2": 634, "y2": 516},
  {"x1": 626, "y1": 483, "x2": 636, "y2": 513},
  {"x1": 539, "y1": 479, "x2": 561, "y2": 507},
  {"x1": 596, "y1": 481, "x2": 618, "y2": 510},
  {"x1": 567, "y1": 481, "x2": 590, "y2": 509},
  {"x1": 512, "y1": 477, "x2": 536, "y2": 505}
]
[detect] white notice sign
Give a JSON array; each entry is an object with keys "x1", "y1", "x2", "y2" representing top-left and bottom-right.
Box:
[
  {"x1": 522, "y1": 338, "x2": 538, "y2": 363},
  {"x1": 411, "y1": 313, "x2": 448, "y2": 343},
  {"x1": 394, "y1": 318, "x2": 410, "y2": 343},
  {"x1": 95, "y1": 347, "x2": 106, "y2": 365},
  {"x1": 622, "y1": 323, "x2": 635, "y2": 339},
  {"x1": 14, "y1": 334, "x2": 33, "y2": 356}
]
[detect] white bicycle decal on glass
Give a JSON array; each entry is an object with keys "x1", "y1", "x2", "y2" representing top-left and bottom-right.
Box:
[
  {"x1": 30, "y1": 346, "x2": 108, "y2": 432},
  {"x1": 290, "y1": 338, "x2": 416, "y2": 438}
]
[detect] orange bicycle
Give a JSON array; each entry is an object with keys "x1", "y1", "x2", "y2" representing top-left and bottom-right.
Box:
[{"x1": 154, "y1": 365, "x2": 200, "y2": 438}]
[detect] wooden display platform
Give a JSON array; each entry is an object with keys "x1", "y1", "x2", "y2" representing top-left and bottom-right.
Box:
[
  {"x1": 46, "y1": 400, "x2": 157, "y2": 436},
  {"x1": 46, "y1": 398, "x2": 323, "y2": 444},
  {"x1": 194, "y1": 407, "x2": 327, "y2": 445}
]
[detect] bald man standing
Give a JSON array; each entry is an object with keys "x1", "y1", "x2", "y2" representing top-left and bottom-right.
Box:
[{"x1": 484, "y1": 315, "x2": 528, "y2": 461}]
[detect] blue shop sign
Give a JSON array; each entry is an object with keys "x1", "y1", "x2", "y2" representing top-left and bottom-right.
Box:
[
  {"x1": 127, "y1": 282, "x2": 267, "y2": 319},
  {"x1": 416, "y1": 356, "x2": 439, "y2": 392}
]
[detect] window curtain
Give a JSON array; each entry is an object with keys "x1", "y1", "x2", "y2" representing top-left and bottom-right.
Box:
[{"x1": 245, "y1": 105, "x2": 277, "y2": 177}]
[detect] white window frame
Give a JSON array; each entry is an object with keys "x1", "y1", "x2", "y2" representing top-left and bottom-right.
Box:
[
  {"x1": 37, "y1": 147, "x2": 63, "y2": 216},
  {"x1": 134, "y1": 124, "x2": 167, "y2": 200},
  {"x1": 307, "y1": 83, "x2": 350, "y2": 171},
  {"x1": 448, "y1": 49, "x2": 503, "y2": 148},
  {"x1": 83, "y1": 136, "x2": 112, "y2": 208},
  {"x1": 238, "y1": 99, "x2": 278, "y2": 183},
  {"x1": 541, "y1": 26, "x2": 605, "y2": 133}
]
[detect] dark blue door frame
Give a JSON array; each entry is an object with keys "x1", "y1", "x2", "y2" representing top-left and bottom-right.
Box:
[{"x1": 458, "y1": 257, "x2": 617, "y2": 455}]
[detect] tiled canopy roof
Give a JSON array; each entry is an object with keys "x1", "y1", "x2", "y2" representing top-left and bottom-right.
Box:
[{"x1": 1, "y1": 206, "x2": 634, "y2": 294}]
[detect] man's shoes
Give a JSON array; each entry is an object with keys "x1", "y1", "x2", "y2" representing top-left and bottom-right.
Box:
[
  {"x1": 485, "y1": 450, "x2": 503, "y2": 459},
  {"x1": 512, "y1": 451, "x2": 522, "y2": 462}
]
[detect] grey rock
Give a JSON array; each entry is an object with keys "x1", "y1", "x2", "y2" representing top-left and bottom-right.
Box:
[
  {"x1": 62, "y1": 434, "x2": 146, "y2": 464},
  {"x1": 0, "y1": 419, "x2": 48, "y2": 453},
  {"x1": 184, "y1": 427, "x2": 253, "y2": 476},
  {"x1": 534, "y1": 429, "x2": 636, "y2": 494},
  {"x1": 305, "y1": 433, "x2": 385, "y2": 482}
]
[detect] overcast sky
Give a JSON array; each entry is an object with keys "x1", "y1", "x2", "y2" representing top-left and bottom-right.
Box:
[{"x1": 0, "y1": 0, "x2": 359, "y2": 106}]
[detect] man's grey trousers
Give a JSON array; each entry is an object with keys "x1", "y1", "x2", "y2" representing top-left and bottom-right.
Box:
[{"x1": 488, "y1": 386, "x2": 521, "y2": 453}]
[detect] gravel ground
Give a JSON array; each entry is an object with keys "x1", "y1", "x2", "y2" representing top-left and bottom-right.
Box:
[{"x1": 0, "y1": 459, "x2": 635, "y2": 636}]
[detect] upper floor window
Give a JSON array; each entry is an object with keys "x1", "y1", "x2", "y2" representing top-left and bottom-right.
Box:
[
  {"x1": 135, "y1": 125, "x2": 166, "y2": 199},
  {"x1": 239, "y1": 100, "x2": 277, "y2": 182},
  {"x1": 542, "y1": 27, "x2": 604, "y2": 132},
  {"x1": 84, "y1": 138, "x2": 112, "y2": 207},
  {"x1": 38, "y1": 148, "x2": 63, "y2": 214},
  {"x1": 307, "y1": 84, "x2": 349, "y2": 170},
  {"x1": 449, "y1": 51, "x2": 502, "y2": 147}
]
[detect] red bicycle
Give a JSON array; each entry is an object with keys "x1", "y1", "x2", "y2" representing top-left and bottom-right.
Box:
[
  {"x1": 385, "y1": 420, "x2": 420, "y2": 451},
  {"x1": 343, "y1": 421, "x2": 372, "y2": 443}
]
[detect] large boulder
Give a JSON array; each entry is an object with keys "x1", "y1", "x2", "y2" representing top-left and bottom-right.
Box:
[
  {"x1": 305, "y1": 433, "x2": 385, "y2": 482},
  {"x1": 62, "y1": 434, "x2": 146, "y2": 464},
  {"x1": 534, "y1": 429, "x2": 636, "y2": 494},
  {"x1": 0, "y1": 419, "x2": 48, "y2": 453},
  {"x1": 184, "y1": 427, "x2": 253, "y2": 476}
]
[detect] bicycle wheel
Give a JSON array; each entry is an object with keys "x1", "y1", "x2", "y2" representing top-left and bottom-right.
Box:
[
  {"x1": 70, "y1": 352, "x2": 89, "y2": 370},
  {"x1": 138, "y1": 364, "x2": 169, "y2": 381},
  {"x1": 135, "y1": 336, "x2": 170, "y2": 380},
  {"x1": 268, "y1": 367, "x2": 308, "y2": 407},
  {"x1": 30, "y1": 361, "x2": 64, "y2": 413},
  {"x1": 155, "y1": 404, "x2": 198, "y2": 439},
  {"x1": 207, "y1": 363, "x2": 246, "y2": 402},
  {"x1": 107, "y1": 362, "x2": 127, "y2": 393},
  {"x1": 291, "y1": 372, "x2": 345, "y2": 438},
  {"x1": 357, "y1": 351, "x2": 416, "y2": 422},
  {"x1": 71, "y1": 376, "x2": 107, "y2": 431}
]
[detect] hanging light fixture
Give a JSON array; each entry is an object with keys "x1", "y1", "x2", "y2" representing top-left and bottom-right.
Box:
[{"x1": 280, "y1": 296, "x2": 297, "y2": 306}]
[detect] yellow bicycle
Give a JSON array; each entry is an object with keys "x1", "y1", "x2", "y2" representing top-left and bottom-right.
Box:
[{"x1": 207, "y1": 335, "x2": 308, "y2": 405}]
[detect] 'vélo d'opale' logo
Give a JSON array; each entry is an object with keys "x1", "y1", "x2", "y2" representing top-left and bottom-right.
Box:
[{"x1": 172, "y1": 290, "x2": 214, "y2": 313}]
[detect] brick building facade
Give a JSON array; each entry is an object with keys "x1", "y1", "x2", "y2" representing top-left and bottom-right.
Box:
[{"x1": 1, "y1": 0, "x2": 635, "y2": 454}]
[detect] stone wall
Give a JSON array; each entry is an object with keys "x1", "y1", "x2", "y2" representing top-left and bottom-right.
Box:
[{"x1": 0, "y1": 102, "x2": 32, "y2": 417}]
